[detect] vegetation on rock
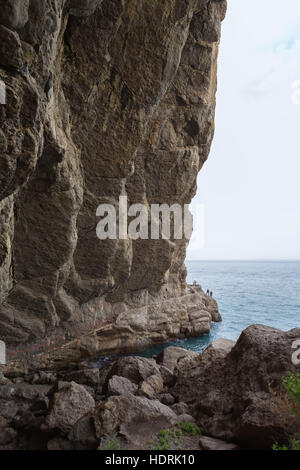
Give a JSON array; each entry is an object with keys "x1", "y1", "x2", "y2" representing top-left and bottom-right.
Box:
[
  {"x1": 273, "y1": 373, "x2": 300, "y2": 450},
  {"x1": 150, "y1": 422, "x2": 202, "y2": 450}
]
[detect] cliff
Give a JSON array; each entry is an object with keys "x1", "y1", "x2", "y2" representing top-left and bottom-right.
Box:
[{"x1": 0, "y1": 0, "x2": 226, "y2": 354}]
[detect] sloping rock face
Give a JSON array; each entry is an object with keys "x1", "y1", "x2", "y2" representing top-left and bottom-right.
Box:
[
  {"x1": 0, "y1": 0, "x2": 226, "y2": 350},
  {"x1": 172, "y1": 325, "x2": 300, "y2": 449}
]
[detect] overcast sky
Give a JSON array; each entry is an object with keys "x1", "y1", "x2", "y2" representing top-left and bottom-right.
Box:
[{"x1": 187, "y1": 0, "x2": 300, "y2": 260}]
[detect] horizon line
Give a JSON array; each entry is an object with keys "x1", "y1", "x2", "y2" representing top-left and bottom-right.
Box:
[{"x1": 185, "y1": 258, "x2": 300, "y2": 262}]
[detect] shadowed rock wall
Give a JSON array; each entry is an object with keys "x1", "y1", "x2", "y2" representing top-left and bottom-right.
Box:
[{"x1": 0, "y1": 0, "x2": 226, "y2": 352}]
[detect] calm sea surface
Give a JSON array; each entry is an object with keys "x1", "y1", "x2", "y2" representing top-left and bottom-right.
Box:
[{"x1": 136, "y1": 260, "x2": 300, "y2": 357}]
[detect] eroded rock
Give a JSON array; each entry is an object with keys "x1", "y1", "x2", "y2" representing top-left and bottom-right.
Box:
[
  {"x1": 199, "y1": 436, "x2": 239, "y2": 451},
  {"x1": 0, "y1": 25, "x2": 24, "y2": 69},
  {"x1": 138, "y1": 374, "x2": 164, "y2": 399},
  {"x1": 106, "y1": 356, "x2": 161, "y2": 385},
  {"x1": 157, "y1": 346, "x2": 198, "y2": 373},
  {"x1": 0, "y1": 0, "x2": 30, "y2": 30},
  {"x1": 43, "y1": 381, "x2": 95, "y2": 433},
  {"x1": 107, "y1": 375, "x2": 138, "y2": 397},
  {"x1": 94, "y1": 394, "x2": 179, "y2": 449},
  {"x1": 172, "y1": 325, "x2": 300, "y2": 449}
]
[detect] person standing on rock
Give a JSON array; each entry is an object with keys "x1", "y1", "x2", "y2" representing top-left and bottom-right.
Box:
[
  {"x1": 206, "y1": 289, "x2": 210, "y2": 296},
  {"x1": 210, "y1": 291, "x2": 213, "y2": 297}
]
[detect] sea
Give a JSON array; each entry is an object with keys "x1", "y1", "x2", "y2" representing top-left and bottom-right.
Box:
[{"x1": 135, "y1": 260, "x2": 300, "y2": 357}]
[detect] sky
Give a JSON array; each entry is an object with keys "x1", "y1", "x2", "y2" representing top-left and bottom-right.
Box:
[{"x1": 187, "y1": 0, "x2": 300, "y2": 261}]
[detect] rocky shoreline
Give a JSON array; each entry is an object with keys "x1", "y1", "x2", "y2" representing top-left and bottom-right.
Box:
[
  {"x1": 3, "y1": 285, "x2": 221, "y2": 375},
  {"x1": 0, "y1": 324, "x2": 299, "y2": 450}
]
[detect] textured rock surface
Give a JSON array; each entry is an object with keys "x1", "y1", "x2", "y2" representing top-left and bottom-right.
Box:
[
  {"x1": 172, "y1": 325, "x2": 300, "y2": 449},
  {"x1": 157, "y1": 346, "x2": 198, "y2": 373},
  {"x1": 0, "y1": 0, "x2": 226, "y2": 351},
  {"x1": 107, "y1": 375, "x2": 138, "y2": 397},
  {"x1": 94, "y1": 394, "x2": 178, "y2": 439},
  {"x1": 199, "y1": 436, "x2": 239, "y2": 450},
  {"x1": 0, "y1": 325, "x2": 299, "y2": 450},
  {"x1": 43, "y1": 381, "x2": 95, "y2": 433}
]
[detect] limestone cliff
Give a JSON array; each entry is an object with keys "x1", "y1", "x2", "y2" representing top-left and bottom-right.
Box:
[{"x1": 0, "y1": 0, "x2": 226, "y2": 354}]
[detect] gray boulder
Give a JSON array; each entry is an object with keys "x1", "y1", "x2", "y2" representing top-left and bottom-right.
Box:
[
  {"x1": 173, "y1": 325, "x2": 300, "y2": 449},
  {"x1": 107, "y1": 375, "x2": 138, "y2": 397},
  {"x1": 137, "y1": 374, "x2": 164, "y2": 399},
  {"x1": 0, "y1": 0, "x2": 29, "y2": 30},
  {"x1": 106, "y1": 356, "x2": 161, "y2": 385},
  {"x1": 0, "y1": 25, "x2": 24, "y2": 69},
  {"x1": 43, "y1": 381, "x2": 95, "y2": 433},
  {"x1": 94, "y1": 394, "x2": 179, "y2": 449},
  {"x1": 199, "y1": 436, "x2": 239, "y2": 451},
  {"x1": 157, "y1": 346, "x2": 198, "y2": 373}
]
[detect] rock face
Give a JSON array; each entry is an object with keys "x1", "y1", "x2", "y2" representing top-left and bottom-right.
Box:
[
  {"x1": 0, "y1": 0, "x2": 226, "y2": 351},
  {"x1": 173, "y1": 325, "x2": 300, "y2": 449}
]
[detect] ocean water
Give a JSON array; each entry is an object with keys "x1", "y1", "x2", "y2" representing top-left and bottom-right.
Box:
[{"x1": 137, "y1": 260, "x2": 300, "y2": 357}]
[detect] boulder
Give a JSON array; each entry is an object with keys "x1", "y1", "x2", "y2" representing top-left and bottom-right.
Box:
[
  {"x1": 159, "y1": 393, "x2": 175, "y2": 406},
  {"x1": 158, "y1": 365, "x2": 175, "y2": 387},
  {"x1": 31, "y1": 371, "x2": 57, "y2": 385},
  {"x1": 202, "y1": 338, "x2": 236, "y2": 361},
  {"x1": 173, "y1": 325, "x2": 300, "y2": 449},
  {"x1": 187, "y1": 308, "x2": 212, "y2": 336},
  {"x1": 68, "y1": 413, "x2": 98, "y2": 449},
  {"x1": 0, "y1": 24, "x2": 24, "y2": 69},
  {"x1": 0, "y1": 0, "x2": 29, "y2": 30},
  {"x1": 0, "y1": 427, "x2": 17, "y2": 445},
  {"x1": 107, "y1": 375, "x2": 138, "y2": 397},
  {"x1": 106, "y1": 356, "x2": 161, "y2": 385},
  {"x1": 177, "y1": 413, "x2": 195, "y2": 423},
  {"x1": 171, "y1": 402, "x2": 189, "y2": 416},
  {"x1": 199, "y1": 436, "x2": 239, "y2": 451},
  {"x1": 94, "y1": 394, "x2": 179, "y2": 449},
  {"x1": 138, "y1": 374, "x2": 164, "y2": 399},
  {"x1": 64, "y1": 368, "x2": 100, "y2": 387},
  {"x1": 43, "y1": 381, "x2": 95, "y2": 433},
  {"x1": 156, "y1": 347, "x2": 198, "y2": 373},
  {"x1": 0, "y1": 383, "x2": 51, "y2": 420},
  {"x1": 0, "y1": 373, "x2": 11, "y2": 385}
]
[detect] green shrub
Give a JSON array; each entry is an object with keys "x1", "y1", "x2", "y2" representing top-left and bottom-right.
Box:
[
  {"x1": 177, "y1": 421, "x2": 202, "y2": 436},
  {"x1": 150, "y1": 422, "x2": 202, "y2": 450},
  {"x1": 105, "y1": 438, "x2": 120, "y2": 451},
  {"x1": 282, "y1": 372, "x2": 300, "y2": 412},
  {"x1": 273, "y1": 434, "x2": 300, "y2": 451},
  {"x1": 272, "y1": 443, "x2": 289, "y2": 451},
  {"x1": 273, "y1": 373, "x2": 300, "y2": 450}
]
